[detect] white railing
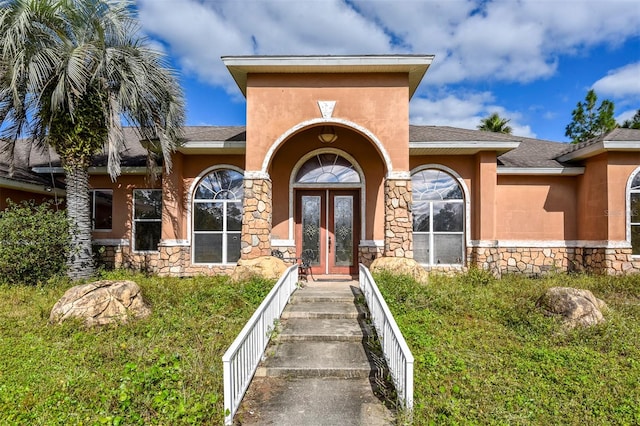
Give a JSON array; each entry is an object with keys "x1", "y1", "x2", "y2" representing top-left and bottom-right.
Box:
[
  {"x1": 222, "y1": 264, "x2": 299, "y2": 425},
  {"x1": 359, "y1": 264, "x2": 414, "y2": 412}
]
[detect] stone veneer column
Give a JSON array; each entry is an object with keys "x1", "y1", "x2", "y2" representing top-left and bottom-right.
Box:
[
  {"x1": 384, "y1": 176, "x2": 413, "y2": 258},
  {"x1": 241, "y1": 175, "x2": 272, "y2": 259}
]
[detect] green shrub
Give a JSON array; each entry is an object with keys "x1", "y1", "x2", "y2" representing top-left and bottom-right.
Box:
[{"x1": 0, "y1": 200, "x2": 70, "y2": 285}]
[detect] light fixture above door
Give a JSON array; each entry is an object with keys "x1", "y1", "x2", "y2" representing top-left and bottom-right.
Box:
[{"x1": 318, "y1": 125, "x2": 338, "y2": 144}]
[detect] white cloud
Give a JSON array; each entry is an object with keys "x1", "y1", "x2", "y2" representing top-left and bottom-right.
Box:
[
  {"x1": 592, "y1": 62, "x2": 640, "y2": 98},
  {"x1": 617, "y1": 108, "x2": 639, "y2": 124},
  {"x1": 410, "y1": 92, "x2": 535, "y2": 138},
  {"x1": 137, "y1": 0, "x2": 640, "y2": 89},
  {"x1": 137, "y1": 0, "x2": 393, "y2": 93}
]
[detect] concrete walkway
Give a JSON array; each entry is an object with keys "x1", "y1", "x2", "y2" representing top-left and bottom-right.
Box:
[{"x1": 235, "y1": 279, "x2": 396, "y2": 425}]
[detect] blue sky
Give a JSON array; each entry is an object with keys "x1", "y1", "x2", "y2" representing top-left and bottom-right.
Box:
[{"x1": 137, "y1": 0, "x2": 640, "y2": 142}]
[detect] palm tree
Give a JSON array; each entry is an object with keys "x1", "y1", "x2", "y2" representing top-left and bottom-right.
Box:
[
  {"x1": 0, "y1": 0, "x2": 184, "y2": 280},
  {"x1": 477, "y1": 112, "x2": 513, "y2": 134}
]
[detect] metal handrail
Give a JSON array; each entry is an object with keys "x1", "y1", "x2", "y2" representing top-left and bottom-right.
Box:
[
  {"x1": 359, "y1": 264, "x2": 414, "y2": 413},
  {"x1": 222, "y1": 264, "x2": 299, "y2": 425}
]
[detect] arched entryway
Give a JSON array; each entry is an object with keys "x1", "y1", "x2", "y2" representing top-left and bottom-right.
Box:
[
  {"x1": 263, "y1": 122, "x2": 390, "y2": 274},
  {"x1": 292, "y1": 151, "x2": 364, "y2": 275}
]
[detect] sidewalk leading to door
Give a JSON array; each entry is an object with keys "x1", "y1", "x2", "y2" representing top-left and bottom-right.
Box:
[{"x1": 234, "y1": 279, "x2": 396, "y2": 425}]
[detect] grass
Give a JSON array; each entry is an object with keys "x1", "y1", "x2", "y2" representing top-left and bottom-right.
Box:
[
  {"x1": 1, "y1": 269, "x2": 638, "y2": 425},
  {"x1": 374, "y1": 269, "x2": 640, "y2": 425},
  {"x1": 0, "y1": 270, "x2": 274, "y2": 425}
]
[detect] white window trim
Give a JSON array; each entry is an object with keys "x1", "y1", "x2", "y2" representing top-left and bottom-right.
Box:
[
  {"x1": 90, "y1": 189, "x2": 113, "y2": 232},
  {"x1": 132, "y1": 189, "x2": 162, "y2": 253},
  {"x1": 411, "y1": 165, "x2": 469, "y2": 266},
  {"x1": 190, "y1": 166, "x2": 244, "y2": 265},
  {"x1": 627, "y1": 167, "x2": 640, "y2": 257},
  {"x1": 413, "y1": 200, "x2": 465, "y2": 265}
]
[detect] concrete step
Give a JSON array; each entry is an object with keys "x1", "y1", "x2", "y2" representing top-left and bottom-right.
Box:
[
  {"x1": 291, "y1": 293, "x2": 356, "y2": 303},
  {"x1": 237, "y1": 376, "x2": 394, "y2": 426},
  {"x1": 282, "y1": 301, "x2": 366, "y2": 319},
  {"x1": 279, "y1": 318, "x2": 372, "y2": 342},
  {"x1": 256, "y1": 341, "x2": 372, "y2": 378}
]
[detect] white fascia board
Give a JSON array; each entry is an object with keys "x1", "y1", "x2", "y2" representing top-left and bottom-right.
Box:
[
  {"x1": 0, "y1": 176, "x2": 66, "y2": 196},
  {"x1": 222, "y1": 54, "x2": 434, "y2": 98},
  {"x1": 557, "y1": 141, "x2": 640, "y2": 162},
  {"x1": 32, "y1": 166, "x2": 156, "y2": 175},
  {"x1": 222, "y1": 55, "x2": 434, "y2": 68},
  {"x1": 177, "y1": 140, "x2": 246, "y2": 154},
  {"x1": 497, "y1": 167, "x2": 585, "y2": 176},
  {"x1": 409, "y1": 141, "x2": 520, "y2": 153}
]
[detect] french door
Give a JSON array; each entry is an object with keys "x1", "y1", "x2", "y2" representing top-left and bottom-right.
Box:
[{"x1": 295, "y1": 190, "x2": 359, "y2": 275}]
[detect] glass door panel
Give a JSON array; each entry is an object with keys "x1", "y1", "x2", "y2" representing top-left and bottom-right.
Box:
[
  {"x1": 301, "y1": 195, "x2": 321, "y2": 265},
  {"x1": 333, "y1": 195, "x2": 353, "y2": 267}
]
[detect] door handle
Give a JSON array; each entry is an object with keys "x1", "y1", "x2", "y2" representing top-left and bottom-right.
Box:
[{"x1": 328, "y1": 236, "x2": 332, "y2": 252}]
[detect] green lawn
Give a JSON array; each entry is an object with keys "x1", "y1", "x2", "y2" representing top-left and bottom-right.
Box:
[
  {"x1": 375, "y1": 270, "x2": 640, "y2": 425},
  {"x1": 0, "y1": 271, "x2": 273, "y2": 425},
  {"x1": 1, "y1": 270, "x2": 638, "y2": 425}
]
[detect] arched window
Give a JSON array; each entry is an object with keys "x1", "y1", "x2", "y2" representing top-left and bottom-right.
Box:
[
  {"x1": 630, "y1": 171, "x2": 640, "y2": 255},
  {"x1": 412, "y1": 169, "x2": 464, "y2": 265},
  {"x1": 193, "y1": 169, "x2": 243, "y2": 264},
  {"x1": 295, "y1": 153, "x2": 360, "y2": 184}
]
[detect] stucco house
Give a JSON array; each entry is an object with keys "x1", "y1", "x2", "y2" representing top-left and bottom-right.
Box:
[{"x1": 2, "y1": 55, "x2": 640, "y2": 277}]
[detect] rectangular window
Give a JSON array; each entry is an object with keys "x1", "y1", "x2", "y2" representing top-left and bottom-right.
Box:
[
  {"x1": 631, "y1": 193, "x2": 640, "y2": 255},
  {"x1": 133, "y1": 189, "x2": 162, "y2": 251},
  {"x1": 193, "y1": 200, "x2": 242, "y2": 263},
  {"x1": 91, "y1": 190, "x2": 113, "y2": 231}
]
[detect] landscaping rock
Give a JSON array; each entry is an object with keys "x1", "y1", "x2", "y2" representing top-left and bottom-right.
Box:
[
  {"x1": 536, "y1": 287, "x2": 607, "y2": 329},
  {"x1": 231, "y1": 256, "x2": 288, "y2": 282},
  {"x1": 50, "y1": 280, "x2": 151, "y2": 326},
  {"x1": 369, "y1": 257, "x2": 429, "y2": 283}
]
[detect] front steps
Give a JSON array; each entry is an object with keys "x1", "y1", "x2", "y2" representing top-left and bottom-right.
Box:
[{"x1": 235, "y1": 280, "x2": 396, "y2": 425}]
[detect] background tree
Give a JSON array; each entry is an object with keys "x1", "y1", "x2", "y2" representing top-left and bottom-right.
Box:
[
  {"x1": 621, "y1": 109, "x2": 640, "y2": 129},
  {"x1": 0, "y1": 0, "x2": 185, "y2": 280},
  {"x1": 477, "y1": 113, "x2": 512, "y2": 134},
  {"x1": 565, "y1": 89, "x2": 616, "y2": 143}
]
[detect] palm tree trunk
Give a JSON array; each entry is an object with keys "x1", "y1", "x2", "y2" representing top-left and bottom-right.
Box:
[{"x1": 65, "y1": 163, "x2": 95, "y2": 280}]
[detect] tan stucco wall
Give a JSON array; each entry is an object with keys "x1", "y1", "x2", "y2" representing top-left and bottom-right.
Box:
[
  {"x1": 495, "y1": 175, "x2": 577, "y2": 240},
  {"x1": 605, "y1": 152, "x2": 640, "y2": 241},
  {"x1": 245, "y1": 73, "x2": 410, "y2": 173},
  {"x1": 90, "y1": 174, "x2": 160, "y2": 241},
  {"x1": 576, "y1": 153, "x2": 609, "y2": 240},
  {"x1": 0, "y1": 188, "x2": 55, "y2": 209},
  {"x1": 161, "y1": 153, "x2": 245, "y2": 241}
]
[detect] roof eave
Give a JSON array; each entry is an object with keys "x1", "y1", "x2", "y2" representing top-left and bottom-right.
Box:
[
  {"x1": 0, "y1": 176, "x2": 66, "y2": 196},
  {"x1": 222, "y1": 54, "x2": 434, "y2": 99},
  {"x1": 177, "y1": 141, "x2": 246, "y2": 155},
  {"x1": 32, "y1": 166, "x2": 156, "y2": 175},
  {"x1": 497, "y1": 166, "x2": 585, "y2": 176},
  {"x1": 409, "y1": 141, "x2": 520, "y2": 155},
  {"x1": 557, "y1": 141, "x2": 640, "y2": 162}
]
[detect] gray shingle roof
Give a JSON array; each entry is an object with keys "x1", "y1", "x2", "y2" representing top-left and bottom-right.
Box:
[
  {"x1": 558, "y1": 128, "x2": 640, "y2": 157},
  {"x1": 410, "y1": 125, "x2": 523, "y2": 142},
  {"x1": 2, "y1": 126, "x2": 637, "y2": 186},
  {"x1": 497, "y1": 137, "x2": 572, "y2": 168}
]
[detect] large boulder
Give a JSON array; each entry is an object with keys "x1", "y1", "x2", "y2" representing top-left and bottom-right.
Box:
[
  {"x1": 50, "y1": 280, "x2": 151, "y2": 326},
  {"x1": 536, "y1": 287, "x2": 607, "y2": 329},
  {"x1": 231, "y1": 256, "x2": 288, "y2": 282},
  {"x1": 369, "y1": 257, "x2": 429, "y2": 284}
]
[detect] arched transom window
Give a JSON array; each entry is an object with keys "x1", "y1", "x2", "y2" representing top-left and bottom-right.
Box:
[
  {"x1": 630, "y1": 171, "x2": 640, "y2": 255},
  {"x1": 295, "y1": 153, "x2": 360, "y2": 184},
  {"x1": 412, "y1": 169, "x2": 464, "y2": 265},
  {"x1": 193, "y1": 169, "x2": 244, "y2": 264}
]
